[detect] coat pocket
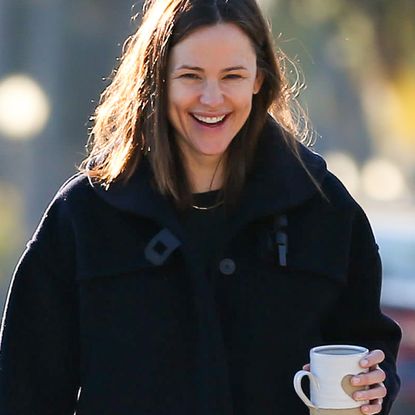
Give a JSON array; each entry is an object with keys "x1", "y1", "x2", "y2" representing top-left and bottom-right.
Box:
[
  {"x1": 75, "y1": 227, "x2": 182, "y2": 281},
  {"x1": 254, "y1": 242, "x2": 349, "y2": 287},
  {"x1": 250, "y1": 212, "x2": 351, "y2": 287},
  {"x1": 74, "y1": 242, "x2": 192, "y2": 359},
  {"x1": 75, "y1": 255, "x2": 165, "y2": 281}
]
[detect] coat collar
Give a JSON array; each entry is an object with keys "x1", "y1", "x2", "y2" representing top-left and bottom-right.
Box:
[
  {"x1": 234, "y1": 116, "x2": 327, "y2": 225},
  {"x1": 91, "y1": 116, "x2": 328, "y2": 238}
]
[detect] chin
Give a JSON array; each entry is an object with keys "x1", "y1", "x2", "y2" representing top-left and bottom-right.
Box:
[
  {"x1": 206, "y1": 136, "x2": 235, "y2": 151},
  {"x1": 197, "y1": 143, "x2": 231, "y2": 157}
]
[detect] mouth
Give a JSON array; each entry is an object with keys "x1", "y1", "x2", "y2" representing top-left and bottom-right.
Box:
[{"x1": 190, "y1": 113, "x2": 230, "y2": 128}]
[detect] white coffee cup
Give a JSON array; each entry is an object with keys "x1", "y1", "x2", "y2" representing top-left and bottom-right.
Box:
[{"x1": 293, "y1": 345, "x2": 369, "y2": 410}]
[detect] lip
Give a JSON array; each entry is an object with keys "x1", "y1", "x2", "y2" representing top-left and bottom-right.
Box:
[
  {"x1": 190, "y1": 112, "x2": 231, "y2": 129},
  {"x1": 190, "y1": 112, "x2": 231, "y2": 118}
]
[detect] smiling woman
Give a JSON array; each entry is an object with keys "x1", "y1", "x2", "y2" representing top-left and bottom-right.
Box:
[
  {"x1": 0, "y1": 1, "x2": 401, "y2": 415},
  {"x1": 80, "y1": 0, "x2": 300, "y2": 210}
]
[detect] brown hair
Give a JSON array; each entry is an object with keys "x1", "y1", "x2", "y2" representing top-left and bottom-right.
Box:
[{"x1": 80, "y1": 0, "x2": 313, "y2": 210}]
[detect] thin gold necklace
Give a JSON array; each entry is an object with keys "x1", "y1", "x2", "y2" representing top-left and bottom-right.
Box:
[
  {"x1": 191, "y1": 157, "x2": 224, "y2": 211},
  {"x1": 192, "y1": 199, "x2": 224, "y2": 210}
]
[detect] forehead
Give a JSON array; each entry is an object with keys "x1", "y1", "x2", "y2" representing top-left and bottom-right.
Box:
[{"x1": 169, "y1": 23, "x2": 257, "y2": 70}]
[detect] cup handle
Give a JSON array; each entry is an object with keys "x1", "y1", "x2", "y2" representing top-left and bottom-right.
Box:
[{"x1": 293, "y1": 370, "x2": 318, "y2": 408}]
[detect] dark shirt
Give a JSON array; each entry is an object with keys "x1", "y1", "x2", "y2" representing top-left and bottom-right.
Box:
[{"x1": 180, "y1": 190, "x2": 227, "y2": 281}]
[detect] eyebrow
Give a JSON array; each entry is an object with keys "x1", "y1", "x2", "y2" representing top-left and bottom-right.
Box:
[{"x1": 175, "y1": 65, "x2": 248, "y2": 72}]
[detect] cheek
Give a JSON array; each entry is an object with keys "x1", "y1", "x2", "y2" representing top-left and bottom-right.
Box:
[
  {"x1": 167, "y1": 83, "x2": 195, "y2": 112},
  {"x1": 227, "y1": 84, "x2": 255, "y2": 108},
  {"x1": 167, "y1": 94, "x2": 183, "y2": 128}
]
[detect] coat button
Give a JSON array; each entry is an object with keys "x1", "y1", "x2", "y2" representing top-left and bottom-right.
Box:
[{"x1": 219, "y1": 258, "x2": 236, "y2": 275}]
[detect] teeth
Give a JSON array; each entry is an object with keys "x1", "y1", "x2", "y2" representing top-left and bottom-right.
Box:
[{"x1": 193, "y1": 114, "x2": 226, "y2": 124}]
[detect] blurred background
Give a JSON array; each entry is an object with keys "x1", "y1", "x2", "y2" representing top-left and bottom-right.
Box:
[{"x1": 0, "y1": 0, "x2": 414, "y2": 413}]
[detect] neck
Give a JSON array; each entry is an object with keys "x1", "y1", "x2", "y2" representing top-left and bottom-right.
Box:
[{"x1": 184, "y1": 154, "x2": 224, "y2": 193}]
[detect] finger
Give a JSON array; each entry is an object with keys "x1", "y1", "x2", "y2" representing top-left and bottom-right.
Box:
[
  {"x1": 360, "y1": 398, "x2": 383, "y2": 414},
  {"x1": 353, "y1": 385, "x2": 387, "y2": 402},
  {"x1": 360, "y1": 350, "x2": 385, "y2": 368},
  {"x1": 352, "y1": 368, "x2": 386, "y2": 386},
  {"x1": 302, "y1": 363, "x2": 310, "y2": 371}
]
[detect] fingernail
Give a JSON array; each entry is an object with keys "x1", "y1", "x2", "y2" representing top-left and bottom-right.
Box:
[
  {"x1": 355, "y1": 392, "x2": 363, "y2": 399},
  {"x1": 361, "y1": 359, "x2": 369, "y2": 367},
  {"x1": 352, "y1": 376, "x2": 360, "y2": 385}
]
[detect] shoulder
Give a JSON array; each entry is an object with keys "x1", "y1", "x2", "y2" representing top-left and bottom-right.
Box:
[
  {"x1": 24, "y1": 174, "x2": 91, "y2": 260},
  {"x1": 31, "y1": 173, "x2": 96, "y2": 238},
  {"x1": 319, "y1": 170, "x2": 360, "y2": 212},
  {"x1": 306, "y1": 166, "x2": 375, "y2": 234},
  {"x1": 53, "y1": 173, "x2": 95, "y2": 204},
  {"x1": 319, "y1": 170, "x2": 376, "y2": 241},
  {"x1": 43, "y1": 172, "x2": 110, "y2": 219}
]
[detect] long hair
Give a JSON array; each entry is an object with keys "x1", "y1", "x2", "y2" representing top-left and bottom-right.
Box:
[{"x1": 80, "y1": 0, "x2": 313, "y2": 210}]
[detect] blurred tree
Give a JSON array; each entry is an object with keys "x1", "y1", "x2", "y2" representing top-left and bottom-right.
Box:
[
  {"x1": 331, "y1": 0, "x2": 415, "y2": 162},
  {"x1": 261, "y1": 0, "x2": 415, "y2": 188},
  {"x1": 346, "y1": 0, "x2": 415, "y2": 76}
]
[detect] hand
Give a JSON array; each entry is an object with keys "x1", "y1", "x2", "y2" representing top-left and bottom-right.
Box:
[
  {"x1": 351, "y1": 349, "x2": 387, "y2": 415},
  {"x1": 302, "y1": 349, "x2": 387, "y2": 415}
]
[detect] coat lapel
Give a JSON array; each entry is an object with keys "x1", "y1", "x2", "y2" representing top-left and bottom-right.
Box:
[
  {"x1": 229, "y1": 117, "x2": 327, "y2": 231},
  {"x1": 90, "y1": 156, "x2": 185, "y2": 241}
]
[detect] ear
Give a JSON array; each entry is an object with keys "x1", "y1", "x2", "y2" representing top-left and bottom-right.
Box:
[{"x1": 253, "y1": 70, "x2": 264, "y2": 95}]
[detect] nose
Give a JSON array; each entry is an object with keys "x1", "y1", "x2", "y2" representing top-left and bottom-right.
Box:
[{"x1": 200, "y1": 80, "x2": 224, "y2": 107}]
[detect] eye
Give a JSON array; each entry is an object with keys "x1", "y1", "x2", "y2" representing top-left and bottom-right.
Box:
[
  {"x1": 180, "y1": 73, "x2": 201, "y2": 80},
  {"x1": 224, "y1": 74, "x2": 243, "y2": 80}
]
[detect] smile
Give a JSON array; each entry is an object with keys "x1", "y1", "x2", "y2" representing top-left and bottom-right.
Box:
[{"x1": 191, "y1": 113, "x2": 229, "y2": 127}]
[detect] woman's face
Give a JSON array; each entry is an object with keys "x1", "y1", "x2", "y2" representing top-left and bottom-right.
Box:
[{"x1": 167, "y1": 23, "x2": 263, "y2": 166}]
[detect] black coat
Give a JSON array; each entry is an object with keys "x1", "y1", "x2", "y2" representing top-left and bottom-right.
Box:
[{"x1": 0, "y1": 118, "x2": 401, "y2": 415}]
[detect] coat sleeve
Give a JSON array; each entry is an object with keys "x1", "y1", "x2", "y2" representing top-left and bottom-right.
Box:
[
  {"x1": 0, "y1": 195, "x2": 80, "y2": 415},
  {"x1": 321, "y1": 205, "x2": 402, "y2": 415}
]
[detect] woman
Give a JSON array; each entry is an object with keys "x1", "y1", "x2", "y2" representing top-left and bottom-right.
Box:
[{"x1": 0, "y1": 0, "x2": 401, "y2": 414}]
